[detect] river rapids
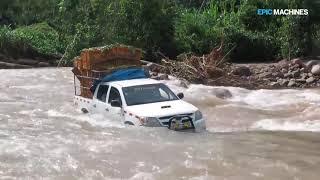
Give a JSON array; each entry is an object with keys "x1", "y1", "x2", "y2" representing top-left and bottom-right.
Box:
[{"x1": 0, "y1": 68, "x2": 320, "y2": 179}]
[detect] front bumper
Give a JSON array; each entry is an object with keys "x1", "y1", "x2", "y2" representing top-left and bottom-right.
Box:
[
  {"x1": 166, "y1": 118, "x2": 206, "y2": 132},
  {"x1": 193, "y1": 118, "x2": 206, "y2": 132},
  {"x1": 154, "y1": 114, "x2": 206, "y2": 132}
]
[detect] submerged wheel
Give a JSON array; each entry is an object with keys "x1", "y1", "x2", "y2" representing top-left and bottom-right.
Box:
[
  {"x1": 168, "y1": 120, "x2": 177, "y2": 130},
  {"x1": 124, "y1": 121, "x2": 134, "y2": 126},
  {"x1": 81, "y1": 108, "x2": 89, "y2": 114}
]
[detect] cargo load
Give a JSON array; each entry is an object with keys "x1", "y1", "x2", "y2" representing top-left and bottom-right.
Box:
[{"x1": 72, "y1": 44, "x2": 142, "y2": 98}]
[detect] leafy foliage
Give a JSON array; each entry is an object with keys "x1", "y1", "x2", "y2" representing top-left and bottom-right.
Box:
[
  {"x1": 0, "y1": 0, "x2": 319, "y2": 64},
  {"x1": 0, "y1": 22, "x2": 61, "y2": 58},
  {"x1": 175, "y1": 0, "x2": 319, "y2": 61}
]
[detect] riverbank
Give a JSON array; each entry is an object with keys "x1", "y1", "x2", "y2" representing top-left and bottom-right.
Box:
[
  {"x1": 148, "y1": 57, "x2": 320, "y2": 90},
  {"x1": 0, "y1": 53, "x2": 58, "y2": 69},
  {"x1": 209, "y1": 58, "x2": 320, "y2": 89},
  {"x1": 1, "y1": 52, "x2": 320, "y2": 90}
]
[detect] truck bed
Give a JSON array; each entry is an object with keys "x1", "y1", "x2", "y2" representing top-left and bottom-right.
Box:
[{"x1": 74, "y1": 95, "x2": 93, "y2": 113}]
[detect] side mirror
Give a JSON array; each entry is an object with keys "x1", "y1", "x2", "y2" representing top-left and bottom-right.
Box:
[
  {"x1": 111, "y1": 100, "x2": 121, "y2": 107},
  {"x1": 177, "y1": 93, "x2": 184, "y2": 99}
]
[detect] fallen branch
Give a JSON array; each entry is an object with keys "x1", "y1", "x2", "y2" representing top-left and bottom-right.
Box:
[{"x1": 159, "y1": 41, "x2": 229, "y2": 82}]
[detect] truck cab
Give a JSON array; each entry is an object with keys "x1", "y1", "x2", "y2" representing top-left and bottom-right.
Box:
[{"x1": 77, "y1": 78, "x2": 206, "y2": 132}]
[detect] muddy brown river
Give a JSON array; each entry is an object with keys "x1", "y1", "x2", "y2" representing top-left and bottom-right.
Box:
[{"x1": 0, "y1": 68, "x2": 320, "y2": 180}]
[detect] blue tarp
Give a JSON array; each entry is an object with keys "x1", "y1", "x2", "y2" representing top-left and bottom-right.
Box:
[{"x1": 90, "y1": 68, "x2": 150, "y2": 93}]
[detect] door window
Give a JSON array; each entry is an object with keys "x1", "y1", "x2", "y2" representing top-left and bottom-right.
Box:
[
  {"x1": 108, "y1": 87, "x2": 122, "y2": 105},
  {"x1": 159, "y1": 88, "x2": 170, "y2": 99},
  {"x1": 96, "y1": 85, "x2": 109, "y2": 102}
]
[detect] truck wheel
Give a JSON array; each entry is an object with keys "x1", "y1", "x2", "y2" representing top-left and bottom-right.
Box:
[
  {"x1": 124, "y1": 121, "x2": 134, "y2": 126},
  {"x1": 81, "y1": 108, "x2": 89, "y2": 114}
]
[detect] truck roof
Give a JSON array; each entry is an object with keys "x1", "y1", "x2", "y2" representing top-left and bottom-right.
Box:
[{"x1": 101, "y1": 78, "x2": 161, "y2": 87}]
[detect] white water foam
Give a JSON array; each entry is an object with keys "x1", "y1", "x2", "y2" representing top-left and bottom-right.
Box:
[
  {"x1": 129, "y1": 172, "x2": 155, "y2": 180},
  {"x1": 252, "y1": 119, "x2": 320, "y2": 132},
  {"x1": 47, "y1": 110, "x2": 124, "y2": 128},
  {"x1": 165, "y1": 77, "x2": 320, "y2": 108},
  {"x1": 162, "y1": 78, "x2": 320, "y2": 132}
]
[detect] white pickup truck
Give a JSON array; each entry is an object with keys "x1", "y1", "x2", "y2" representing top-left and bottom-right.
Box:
[{"x1": 74, "y1": 78, "x2": 206, "y2": 131}]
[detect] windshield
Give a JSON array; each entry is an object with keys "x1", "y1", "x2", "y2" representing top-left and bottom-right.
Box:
[{"x1": 122, "y1": 83, "x2": 179, "y2": 106}]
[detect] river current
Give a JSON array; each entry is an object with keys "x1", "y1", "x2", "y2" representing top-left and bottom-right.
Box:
[{"x1": 0, "y1": 68, "x2": 320, "y2": 179}]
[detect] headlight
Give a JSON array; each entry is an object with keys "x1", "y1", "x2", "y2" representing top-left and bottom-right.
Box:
[
  {"x1": 142, "y1": 117, "x2": 161, "y2": 127},
  {"x1": 194, "y1": 110, "x2": 203, "y2": 121}
]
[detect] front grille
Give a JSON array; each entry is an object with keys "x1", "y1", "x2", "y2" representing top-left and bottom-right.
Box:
[
  {"x1": 158, "y1": 113, "x2": 193, "y2": 120},
  {"x1": 158, "y1": 113, "x2": 193, "y2": 126},
  {"x1": 162, "y1": 122, "x2": 169, "y2": 126}
]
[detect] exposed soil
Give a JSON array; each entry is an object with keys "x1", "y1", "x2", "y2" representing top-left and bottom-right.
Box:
[{"x1": 0, "y1": 53, "x2": 58, "y2": 69}]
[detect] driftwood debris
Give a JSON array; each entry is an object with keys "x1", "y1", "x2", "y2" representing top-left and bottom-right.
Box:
[{"x1": 161, "y1": 42, "x2": 227, "y2": 82}]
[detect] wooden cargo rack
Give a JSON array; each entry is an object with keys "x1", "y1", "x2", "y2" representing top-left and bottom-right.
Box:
[{"x1": 72, "y1": 44, "x2": 142, "y2": 98}]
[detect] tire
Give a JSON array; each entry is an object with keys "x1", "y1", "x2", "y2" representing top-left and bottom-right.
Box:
[
  {"x1": 124, "y1": 121, "x2": 134, "y2": 126},
  {"x1": 81, "y1": 108, "x2": 89, "y2": 114}
]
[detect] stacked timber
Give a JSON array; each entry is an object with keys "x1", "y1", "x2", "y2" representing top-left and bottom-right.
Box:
[{"x1": 72, "y1": 44, "x2": 142, "y2": 98}]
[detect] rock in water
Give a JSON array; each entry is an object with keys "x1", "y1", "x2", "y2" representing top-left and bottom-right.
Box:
[
  {"x1": 306, "y1": 77, "x2": 315, "y2": 84},
  {"x1": 291, "y1": 58, "x2": 304, "y2": 67},
  {"x1": 288, "y1": 80, "x2": 296, "y2": 87},
  {"x1": 232, "y1": 66, "x2": 251, "y2": 76},
  {"x1": 269, "y1": 82, "x2": 280, "y2": 87},
  {"x1": 279, "y1": 79, "x2": 289, "y2": 86},
  {"x1": 296, "y1": 78, "x2": 306, "y2": 83},
  {"x1": 284, "y1": 73, "x2": 293, "y2": 78},
  {"x1": 278, "y1": 59, "x2": 289, "y2": 69},
  {"x1": 290, "y1": 64, "x2": 300, "y2": 70},
  {"x1": 258, "y1": 72, "x2": 273, "y2": 79},
  {"x1": 292, "y1": 70, "x2": 300, "y2": 78},
  {"x1": 281, "y1": 68, "x2": 288, "y2": 74},
  {"x1": 311, "y1": 65, "x2": 320, "y2": 75},
  {"x1": 179, "y1": 79, "x2": 190, "y2": 88},
  {"x1": 212, "y1": 88, "x2": 232, "y2": 99},
  {"x1": 306, "y1": 60, "x2": 319, "y2": 70},
  {"x1": 300, "y1": 68, "x2": 306, "y2": 73},
  {"x1": 272, "y1": 72, "x2": 284, "y2": 78},
  {"x1": 301, "y1": 73, "x2": 308, "y2": 79}
]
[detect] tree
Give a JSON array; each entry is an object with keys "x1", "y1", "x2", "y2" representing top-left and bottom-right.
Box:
[{"x1": 108, "y1": 0, "x2": 177, "y2": 60}]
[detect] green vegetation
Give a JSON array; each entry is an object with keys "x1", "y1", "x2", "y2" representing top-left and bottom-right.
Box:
[
  {"x1": 0, "y1": 0, "x2": 319, "y2": 64},
  {"x1": 0, "y1": 22, "x2": 62, "y2": 58}
]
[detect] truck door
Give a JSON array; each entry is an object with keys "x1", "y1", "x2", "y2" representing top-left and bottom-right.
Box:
[
  {"x1": 92, "y1": 84, "x2": 109, "y2": 116},
  {"x1": 106, "y1": 86, "x2": 123, "y2": 122}
]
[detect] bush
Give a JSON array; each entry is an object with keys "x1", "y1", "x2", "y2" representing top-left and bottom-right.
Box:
[
  {"x1": 1, "y1": 0, "x2": 318, "y2": 63},
  {"x1": 107, "y1": 0, "x2": 177, "y2": 60},
  {"x1": 276, "y1": 16, "x2": 312, "y2": 59},
  {"x1": 174, "y1": 9, "x2": 220, "y2": 54},
  {"x1": 174, "y1": 2, "x2": 234, "y2": 56},
  {"x1": 0, "y1": 25, "x2": 35, "y2": 58},
  {"x1": 174, "y1": 1, "x2": 277, "y2": 62},
  {"x1": 225, "y1": 26, "x2": 277, "y2": 61},
  {"x1": 174, "y1": 0, "x2": 318, "y2": 62},
  {"x1": 0, "y1": 22, "x2": 62, "y2": 58}
]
